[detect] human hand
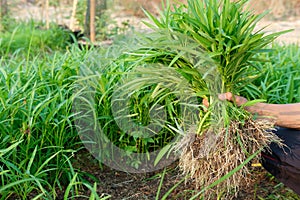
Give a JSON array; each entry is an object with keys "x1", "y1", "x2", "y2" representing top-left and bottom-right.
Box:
[
  {"x1": 202, "y1": 92, "x2": 248, "y2": 108},
  {"x1": 218, "y1": 92, "x2": 248, "y2": 106}
]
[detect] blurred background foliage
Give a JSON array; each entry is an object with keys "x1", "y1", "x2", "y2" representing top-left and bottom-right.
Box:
[{"x1": 1, "y1": 0, "x2": 300, "y2": 37}]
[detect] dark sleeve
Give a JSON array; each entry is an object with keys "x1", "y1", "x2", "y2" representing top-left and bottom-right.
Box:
[{"x1": 261, "y1": 127, "x2": 300, "y2": 195}]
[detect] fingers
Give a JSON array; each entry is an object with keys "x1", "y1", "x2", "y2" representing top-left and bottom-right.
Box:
[
  {"x1": 218, "y1": 92, "x2": 248, "y2": 106},
  {"x1": 203, "y1": 92, "x2": 234, "y2": 107},
  {"x1": 203, "y1": 92, "x2": 248, "y2": 108},
  {"x1": 202, "y1": 98, "x2": 209, "y2": 108},
  {"x1": 218, "y1": 92, "x2": 233, "y2": 101}
]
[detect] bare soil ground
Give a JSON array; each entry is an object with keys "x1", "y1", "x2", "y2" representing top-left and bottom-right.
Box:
[{"x1": 72, "y1": 149, "x2": 299, "y2": 200}]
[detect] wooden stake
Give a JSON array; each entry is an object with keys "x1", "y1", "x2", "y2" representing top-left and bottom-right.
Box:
[
  {"x1": 70, "y1": 0, "x2": 78, "y2": 31},
  {"x1": 45, "y1": 0, "x2": 49, "y2": 29},
  {"x1": 90, "y1": 0, "x2": 96, "y2": 43}
]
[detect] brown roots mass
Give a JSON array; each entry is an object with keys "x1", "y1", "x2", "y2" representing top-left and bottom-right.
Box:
[{"x1": 177, "y1": 119, "x2": 282, "y2": 199}]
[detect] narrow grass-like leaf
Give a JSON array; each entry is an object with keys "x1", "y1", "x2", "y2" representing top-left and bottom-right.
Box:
[
  {"x1": 26, "y1": 146, "x2": 37, "y2": 174},
  {"x1": 161, "y1": 177, "x2": 185, "y2": 200},
  {"x1": 155, "y1": 168, "x2": 166, "y2": 200},
  {"x1": 0, "y1": 140, "x2": 23, "y2": 157}
]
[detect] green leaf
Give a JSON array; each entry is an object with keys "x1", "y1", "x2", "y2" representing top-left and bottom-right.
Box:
[
  {"x1": 241, "y1": 99, "x2": 266, "y2": 108},
  {"x1": 26, "y1": 145, "x2": 37, "y2": 174},
  {"x1": 154, "y1": 144, "x2": 172, "y2": 166},
  {"x1": 0, "y1": 140, "x2": 23, "y2": 157}
]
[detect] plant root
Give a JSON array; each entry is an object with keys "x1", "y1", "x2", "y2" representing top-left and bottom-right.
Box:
[{"x1": 176, "y1": 118, "x2": 283, "y2": 199}]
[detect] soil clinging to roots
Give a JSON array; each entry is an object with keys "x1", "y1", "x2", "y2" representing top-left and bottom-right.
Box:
[{"x1": 177, "y1": 118, "x2": 283, "y2": 199}]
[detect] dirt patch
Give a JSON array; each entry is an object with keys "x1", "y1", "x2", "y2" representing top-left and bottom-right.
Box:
[
  {"x1": 72, "y1": 150, "x2": 195, "y2": 200},
  {"x1": 72, "y1": 150, "x2": 299, "y2": 199},
  {"x1": 9, "y1": 1, "x2": 73, "y2": 26}
]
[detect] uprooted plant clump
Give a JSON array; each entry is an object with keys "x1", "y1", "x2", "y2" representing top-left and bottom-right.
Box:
[{"x1": 177, "y1": 118, "x2": 283, "y2": 198}]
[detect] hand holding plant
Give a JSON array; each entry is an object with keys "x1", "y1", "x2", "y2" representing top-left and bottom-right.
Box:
[
  {"x1": 128, "y1": 0, "x2": 287, "y2": 198},
  {"x1": 203, "y1": 92, "x2": 248, "y2": 108}
]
